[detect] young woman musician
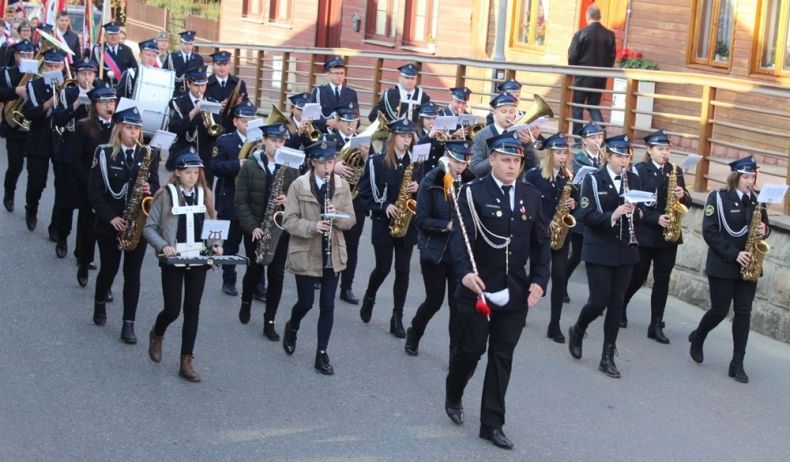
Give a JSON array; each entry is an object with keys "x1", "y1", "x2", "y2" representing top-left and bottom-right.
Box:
[
  {"x1": 415, "y1": 101, "x2": 445, "y2": 173},
  {"x1": 405, "y1": 140, "x2": 473, "y2": 358},
  {"x1": 356, "y1": 118, "x2": 420, "y2": 338},
  {"x1": 281, "y1": 140, "x2": 355, "y2": 375},
  {"x1": 621, "y1": 130, "x2": 692, "y2": 341},
  {"x1": 524, "y1": 133, "x2": 577, "y2": 343},
  {"x1": 689, "y1": 156, "x2": 770, "y2": 384},
  {"x1": 567, "y1": 135, "x2": 643, "y2": 378},
  {"x1": 143, "y1": 150, "x2": 222, "y2": 382},
  {"x1": 234, "y1": 123, "x2": 300, "y2": 341},
  {"x1": 88, "y1": 105, "x2": 160, "y2": 344}
]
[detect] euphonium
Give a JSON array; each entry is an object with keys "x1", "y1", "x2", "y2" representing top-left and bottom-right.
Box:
[
  {"x1": 549, "y1": 163, "x2": 576, "y2": 250},
  {"x1": 117, "y1": 143, "x2": 154, "y2": 251},
  {"x1": 740, "y1": 197, "x2": 770, "y2": 282},
  {"x1": 662, "y1": 162, "x2": 688, "y2": 242},
  {"x1": 337, "y1": 142, "x2": 365, "y2": 199},
  {"x1": 238, "y1": 140, "x2": 262, "y2": 160},
  {"x1": 388, "y1": 161, "x2": 417, "y2": 238},
  {"x1": 255, "y1": 159, "x2": 289, "y2": 265}
]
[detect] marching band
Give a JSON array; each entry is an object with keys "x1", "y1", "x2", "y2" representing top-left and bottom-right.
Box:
[{"x1": 0, "y1": 13, "x2": 781, "y2": 451}]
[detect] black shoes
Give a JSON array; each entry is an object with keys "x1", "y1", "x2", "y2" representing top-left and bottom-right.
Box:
[
  {"x1": 253, "y1": 287, "x2": 267, "y2": 302},
  {"x1": 25, "y1": 208, "x2": 37, "y2": 231},
  {"x1": 105, "y1": 289, "x2": 113, "y2": 303},
  {"x1": 359, "y1": 295, "x2": 374, "y2": 323},
  {"x1": 647, "y1": 321, "x2": 670, "y2": 344},
  {"x1": 547, "y1": 323, "x2": 566, "y2": 344},
  {"x1": 563, "y1": 293, "x2": 570, "y2": 304},
  {"x1": 445, "y1": 400, "x2": 464, "y2": 425},
  {"x1": 404, "y1": 327, "x2": 419, "y2": 356},
  {"x1": 89, "y1": 262, "x2": 97, "y2": 270},
  {"x1": 121, "y1": 321, "x2": 137, "y2": 344},
  {"x1": 263, "y1": 320, "x2": 280, "y2": 341},
  {"x1": 77, "y1": 266, "x2": 89, "y2": 287},
  {"x1": 55, "y1": 241, "x2": 67, "y2": 259},
  {"x1": 479, "y1": 425, "x2": 513, "y2": 450},
  {"x1": 282, "y1": 321, "x2": 297, "y2": 355},
  {"x1": 2, "y1": 194, "x2": 12, "y2": 212},
  {"x1": 568, "y1": 324, "x2": 584, "y2": 359},
  {"x1": 599, "y1": 343, "x2": 621, "y2": 378},
  {"x1": 339, "y1": 288, "x2": 360, "y2": 305},
  {"x1": 93, "y1": 302, "x2": 107, "y2": 326},
  {"x1": 390, "y1": 310, "x2": 405, "y2": 338},
  {"x1": 620, "y1": 311, "x2": 628, "y2": 328},
  {"x1": 48, "y1": 226, "x2": 58, "y2": 243},
  {"x1": 689, "y1": 330, "x2": 704, "y2": 363},
  {"x1": 239, "y1": 301, "x2": 252, "y2": 324},
  {"x1": 314, "y1": 350, "x2": 334, "y2": 375},
  {"x1": 729, "y1": 353, "x2": 749, "y2": 383},
  {"x1": 222, "y1": 283, "x2": 238, "y2": 296}
]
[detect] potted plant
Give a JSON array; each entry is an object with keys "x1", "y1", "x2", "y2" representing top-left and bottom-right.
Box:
[
  {"x1": 616, "y1": 48, "x2": 660, "y2": 70},
  {"x1": 611, "y1": 48, "x2": 658, "y2": 129},
  {"x1": 715, "y1": 40, "x2": 729, "y2": 61}
]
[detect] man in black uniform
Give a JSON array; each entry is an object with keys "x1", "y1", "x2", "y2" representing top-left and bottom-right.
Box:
[
  {"x1": 368, "y1": 63, "x2": 430, "y2": 123},
  {"x1": 115, "y1": 38, "x2": 159, "y2": 98},
  {"x1": 0, "y1": 39, "x2": 35, "y2": 213},
  {"x1": 445, "y1": 130, "x2": 550, "y2": 450},
  {"x1": 284, "y1": 92, "x2": 314, "y2": 151},
  {"x1": 204, "y1": 50, "x2": 248, "y2": 133},
  {"x1": 439, "y1": 86, "x2": 472, "y2": 117},
  {"x1": 310, "y1": 55, "x2": 359, "y2": 133},
  {"x1": 21, "y1": 48, "x2": 66, "y2": 231},
  {"x1": 163, "y1": 31, "x2": 203, "y2": 97},
  {"x1": 92, "y1": 22, "x2": 137, "y2": 86},
  {"x1": 485, "y1": 78, "x2": 521, "y2": 126}
]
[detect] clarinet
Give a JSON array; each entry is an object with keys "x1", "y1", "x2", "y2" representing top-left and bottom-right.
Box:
[
  {"x1": 621, "y1": 168, "x2": 639, "y2": 247},
  {"x1": 323, "y1": 172, "x2": 333, "y2": 269}
]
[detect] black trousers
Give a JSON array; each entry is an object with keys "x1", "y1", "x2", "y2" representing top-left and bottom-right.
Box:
[
  {"x1": 241, "y1": 233, "x2": 287, "y2": 321},
  {"x1": 3, "y1": 137, "x2": 25, "y2": 196},
  {"x1": 221, "y1": 218, "x2": 242, "y2": 286},
  {"x1": 695, "y1": 276, "x2": 756, "y2": 356},
  {"x1": 575, "y1": 262, "x2": 634, "y2": 346},
  {"x1": 340, "y1": 207, "x2": 366, "y2": 290},
  {"x1": 571, "y1": 90, "x2": 604, "y2": 135},
  {"x1": 94, "y1": 235, "x2": 147, "y2": 322},
  {"x1": 24, "y1": 155, "x2": 50, "y2": 214},
  {"x1": 365, "y1": 241, "x2": 414, "y2": 310},
  {"x1": 73, "y1": 182, "x2": 96, "y2": 268},
  {"x1": 446, "y1": 305, "x2": 527, "y2": 428},
  {"x1": 410, "y1": 259, "x2": 460, "y2": 351},
  {"x1": 153, "y1": 265, "x2": 208, "y2": 356},
  {"x1": 623, "y1": 245, "x2": 678, "y2": 323},
  {"x1": 565, "y1": 232, "x2": 584, "y2": 289},
  {"x1": 288, "y1": 267, "x2": 340, "y2": 350},
  {"x1": 549, "y1": 239, "x2": 571, "y2": 326},
  {"x1": 53, "y1": 162, "x2": 76, "y2": 242}
]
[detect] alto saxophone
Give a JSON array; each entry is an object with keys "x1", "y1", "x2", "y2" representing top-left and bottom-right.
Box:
[
  {"x1": 549, "y1": 163, "x2": 576, "y2": 250},
  {"x1": 740, "y1": 197, "x2": 770, "y2": 282},
  {"x1": 388, "y1": 161, "x2": 417, "y2": 238},
  {"x1": 255, "y1": 163, "x2": 289, "y2": 265},
  {"x1": 117, "y1": 143, "x2": 154, "y2": 251},
  {"x1": 662, "y1": 162, "x2": 688, "y2": 243}
]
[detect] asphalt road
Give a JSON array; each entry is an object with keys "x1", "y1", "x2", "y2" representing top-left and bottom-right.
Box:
[{"x1": 1, "y1": 150, "x2": 789, "y2": 462}]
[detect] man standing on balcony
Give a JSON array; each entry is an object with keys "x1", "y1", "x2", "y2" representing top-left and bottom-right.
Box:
[
  {"x1": 368, "y1": 63, "x2": 430, "y2": 123},
  {"x1": 567, "y1": 4, "x2": 616, "y2": 136}
]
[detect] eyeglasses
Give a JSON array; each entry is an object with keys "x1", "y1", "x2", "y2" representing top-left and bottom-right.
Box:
[{"x1": 328, "y1": 72, "x2": 346, "y2": 76}]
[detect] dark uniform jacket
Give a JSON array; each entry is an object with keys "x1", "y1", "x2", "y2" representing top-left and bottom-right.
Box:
[
  {"x1": 567, "y1": 21, "x2": 616, "y2": 89},
  {"x1": 71, "y1": 118, "x2": 113, "y2": 185},
  {"x1": 204, "y1": 74, "x2": 248, "y2": 133},
  {"x1": 415, "y1": 165, "x2": 475, "y2": 265},
  {"x1": 52, "y1": 85, "x2": 91, "y2": 162},
  {"x1": 22, "y1": 76, "x2": 57, "y2": 158},
  {"x1": 163, "y1": 51, "x2": 204, "y2": 97},
  {"x1": 93, "y1": 43, "x2": 137, "y2": 85},
  {"x1": 569, "y1": 147, "x2": 602, "y2": 235},
  {"x1": 234, "y1": 151, "x2": 299, "y2": 239},
  {"x1": 632, "y1": 161, "x2": 692, "y2": 247},
  {"x1": 417, "y1": 129, "x2": 445, "y2": 173},
  {"x1": 310, "y1": 83, "x2": 359, "y2": 132},
  {"x1": 0, "y1": 65, "x2": 26, "y2": 141},
  {"x1": 210, "y1": 131, "x2": 245, "y2": 220},
  {"x1": 284, "y1": 114, "x2": 311, "y2": 151},
  {"x1": 88, "y1": 144, "x2": 161, "y2": 237},
  {"x1": 60, "y1": 29, "x2": 82, "y2": 59},
  {"x1": 469, "y1": 124, "x2": 537, "y2": 178},
  {"x1": 450, "y1": 174, "x2": 551, "y2": 312},
  {"x1": 368, "y1": 85, "x2": 430, "y2": 123},
  {"x1": 702, "y1": 188, "x2": 770, "y2": 280},
  {"x1": 167, "y1": 92, "x2": 216, "y2": 167},
  {"x1": 578, "y1": 167, "x2": 644, "y2": 266},
  {"x1": 115, "y1": 67, "x2": 138, "y2": 98},
  {"x1": 523, "y1": 166, "x2": 580, "y2": 227}
]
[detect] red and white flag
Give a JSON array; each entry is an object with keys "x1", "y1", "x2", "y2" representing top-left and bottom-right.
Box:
[
  {"x1": 43, "y1": 0, "x2": 66, "y2": 26},
  {"x1": 81, "y1": 0, "x2": 93, "y2": 52}
]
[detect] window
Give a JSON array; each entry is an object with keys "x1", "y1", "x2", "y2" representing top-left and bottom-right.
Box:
[
  {"x1": 269, "y1": 0, "x2": 293, "y2": 24},
  {"x1": 690, "y1": 0, "x2": 735, "y2": 67},
  {"x1": 242, "y1": 0, "x2": 264, "y2": 20},
  {"x1": 402, "y1": 0, "x2": 435, "y2": 47},
  {"x1": 512, "y1": 0, "x2": 548, "y2": 48},
  {"x1": 755, "y1": 0, "x2": 790, "y2": 75},
  {"x1": 366, "y1": 0, "x2": 397, "y2": 40}
]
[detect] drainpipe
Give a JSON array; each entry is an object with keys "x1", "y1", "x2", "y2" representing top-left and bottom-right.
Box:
[
  {"x1": 623, "y1": 0, "x2": 633, "y2": 49},
  {"x1": 492, "y1": 0, "x2": 507, "y2": 62}
]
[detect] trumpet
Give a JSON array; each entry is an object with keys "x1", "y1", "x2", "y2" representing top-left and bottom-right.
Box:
[
  {"x1": 195, "y1": 93, "x2": 223, "y2": 136},
  {"x1": 300, "y1": 119, "x2": 321, "y2": 143}
]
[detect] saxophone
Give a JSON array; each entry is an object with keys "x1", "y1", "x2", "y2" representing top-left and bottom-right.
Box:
[
  {"x1": 662, "y1": 162, "x2": 688, "y2": 242},
  {"x1": 388, "y1": 162, "x2": 417, "y2": 238},
  {"x1": 255, "y1": 162, "x2": 289, "y2": 265},
  {"x1": 549, "y1": 163, "x2": 576, "y2": 250},
  {"x1": 740, "y1": 197, "x2": 770, "y2": 282},
  {"x1": 117, "y1": 143, "x2": 154, "y2": 251}
]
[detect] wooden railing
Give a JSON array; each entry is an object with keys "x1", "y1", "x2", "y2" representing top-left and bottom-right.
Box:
[{"x1": 193, "y1": 42, "x2": 790, "y2": 215}]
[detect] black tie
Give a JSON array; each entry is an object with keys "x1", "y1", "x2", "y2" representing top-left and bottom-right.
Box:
[
  {"x1": 590, "y1": 156, "x2": 599, "y2": 168},
  {"x1": 334, "y1": 86, "x2": 340, "y2": 100},
  {"x1": 124, "y1": 149, "x2": 134, "y2": 168},
  {"x1": 406, "y1": 93, "x2": 412, "y2": 100},
  {"x1": 614, "y1": 175, "x2": 621, "y2": 180},
  {"x1": 501, "y1": 185, "x2": 512, "y2": 214},
  {"x1": 221, "y1": 80, "x2": 225, "y2": 88},
  {"x1": 184, "y1": 193, "x2": 195, "y2": 206}
]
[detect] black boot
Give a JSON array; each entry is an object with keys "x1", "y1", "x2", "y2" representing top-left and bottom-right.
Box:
[
  {"x1": 263, "y1": 320, "x2": 280, "y2": 341},
  {"x1": 339, "y1": 288, "x2": 359, "y2": 304},
  {"x1": 689, "y1": 330, "x2": 704, "y2": 363},
  {"x1": 105, "y1": 289, "x2": 113, "y2": 303},
  {"x1": 568, "y1": 323, "x2": 584, "y2": 359},
  {"x1": 647, "y1": 320, "x2": 670, "y2": 344},
  {"x1": 48, "y1": 225, "x2": 58, "y2": 243},
  {"x1": 55, "y1": 240, "x2": 68, "y2": 259},
  {"x1": 404, "y1": 327, "x2": 420, "y2": 356},
  {"x1": 728, "y1": 352, "x2": 749, "y2": 383},
  {"x1": 314, "y1": 350, "x2": 334, "y2": 375},
  {"x1": 282, "y1": 321, "x2": 297, "y2": 355},
  {"x1": 25, "y1": 207, "x2": 37, "y2": 231},
  {"x1": 239, "y1": 300, "x2": 252, "y2": 324},
  {"x1": 444, "y1": 399, "x2": 464, "y2": 425},
  {"x1": 620, "y1": 310, "x2": 628, "y2": 328},
  {"x1": 93, "y1": 302, "x2": 106, "y2": 326},
  {"x1": 547, "y1": 323, "x2": 565, "y2": 344},
  {"x1": 390, "y1": 309, "x2": 405, "y2": 338},
  {"x1": 2, "y1": 192, "x2": 12, "y2": 212},
  {"x1": 77, "y1": 265, "x2": 89, "y2": 287},
  {"x1": 359, "y1": 295, "x2": 375, "y2": 323},
  {"x1": 121, "y1": 321, "x2": 137, "y2": 344},
  {"x1": 599, "y1": 343, "x2": 621, "y2": 378}
]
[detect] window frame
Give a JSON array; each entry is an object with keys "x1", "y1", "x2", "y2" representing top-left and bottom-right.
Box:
[
  {"x1": 689, "y1": 0, "x2": 736, "y2": 69},
  {"x1": 241, "y1": 0, "x2": 265, "y2": 21},
  {"x1": 268, "y1": 0, "x2": 293, "y2": 25},
  {"x1": 365, "y1": 0, "x2": 397, "y2": 42},
  {"x1": 509, "y1": 0, "x2": 548, "y2": 51},
  {"x1": 752, "y1": 0, "x2": 790, "y2": 76},
  {"x1": 402, "y1": 0, "x2": 436, "y2": 48}
]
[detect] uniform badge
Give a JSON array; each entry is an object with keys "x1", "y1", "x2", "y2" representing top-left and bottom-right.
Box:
[
  {"x1": 212, "y1": 146, "x2": 219, "y2": 157},
  {"x1": 704, "y1": 204, "x2": 715, "y2": 216},
  {"x1": 91, "y1": 156, "x2": 98, "y2": 169},
  {"x1": 581, "y1": 197, "x2": 590, "y2": 208},
  {"x1": 496, "y1": 210, "x2": 502, "y2": 217}
]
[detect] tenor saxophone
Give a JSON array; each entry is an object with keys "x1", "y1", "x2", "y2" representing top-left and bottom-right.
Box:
[
  {"x1": 254, "y1": 163, "x2": 289, "y2": 265},
  {"x1": 388, "y1": 162, "x2": 417, "y2": 238},
  {"x1": 740, "y1": 197, "x2": 770, "y2": 282},
  {"x1": 117, "y1": 143, "x2": 154, "y2": 251},
  {"x1": 549, "y1": 163, "x2": 576, "y2": 250},
  {"x1": 662, "y1": 162, "x2": 688, "y2": 243}
]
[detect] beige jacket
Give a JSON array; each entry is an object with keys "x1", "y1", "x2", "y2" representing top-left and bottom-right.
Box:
[{"x1": 283, "y1": 172, "x2": 356, "y2": 276}]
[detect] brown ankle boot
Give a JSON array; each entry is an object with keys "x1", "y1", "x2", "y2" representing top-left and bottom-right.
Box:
[
  {"x1": 179, "y1": 355, "x2": 201, "y2": 382},
  {"x1": 148, "y1": 330, "x2": 163, "y2": 363}
]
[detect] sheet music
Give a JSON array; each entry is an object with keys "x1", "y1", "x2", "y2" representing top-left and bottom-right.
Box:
[
  {"x1": 350, "y1": 135, "x2": 371, "y2": 149},
  {"x1": 434, "y1": 116, "x2": 459, "y2": 131},
  {"x1": 149, "y1": 130, "x2": 177, "y2": 151},
  {"x1": 246, "y1": 118, "x2": 264, "y2": 130},
  {"x1": 199, "y1": 100, "x2": 222, "y2": 115},
  {"x1": 622, "y1": 190, "x2": 657, "y2": 203},
  {"x1": 19, "y1": 59, "x2": 39, "y2": 73},
  {"x1": 247, "y1": 127, "x2": 263, "y2": 142},
  {"x1": 301, "y1": 103, "x2": 322, "y2": 121},
  {"x1": 411, "y1": 143, "x2": 431, "y2": 163},
  {"x1": 458, "y1": 114, "x2": 479, "y2": 126},
  {"x1": 115, "y1": 97, "x2": 136, "y2": 113},
  {"x1": 42, "y1": 70, "x2": 64, "y2": 86},
  {"x1": 756, "y1": 183, "x2": 789, "y2": 204},
  {"x1": 200, "y1": 219, "x2": 231, "y2": 240},
  {"x1": 679, "y1": 153, "x2": 702, "y2": 172},
  {"x1": 573, "y1": 166, "x2": 597, "y2": 185},
  {"x1": 274, "y1": 147, "x2": 306, "y2": 168}
]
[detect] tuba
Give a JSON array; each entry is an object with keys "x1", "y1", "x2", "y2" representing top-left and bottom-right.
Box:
[
  {"x1": 337, "y1": 117, "x2": 380, "y2": 199},
  {"x1": 117, "y1": 143, "x2": 154, "y2": 251},
  {"x1": 513, "y1": 94, "x2": 554, "y2": 127},
  {"x1": 388, "y1": 159, "x2": 417, "y2": 238},
  {"x1": 549, "y1": 163, "x2": 577, "y2": 250},
  {"x1": 740, "y1": 196, "x2": 770, "y2": 282},
  {"x1": 662, "y1": 162, "x2": 688, "y2": 242}
]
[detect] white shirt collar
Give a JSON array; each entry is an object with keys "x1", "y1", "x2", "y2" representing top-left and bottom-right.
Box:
[
  {"x1": 491, "y1": 174, "x2": 515, "y2": 208},
  {"x1": 330, "y1": 83, "x2": 342, "y2": 93},
  {"x1": 607, "y1": 165, "x2": 622, "y2": 180},
  {"x1": 179, "y1": 185, "x2": 195, "y2": 196},
  {"x1": 584, "y1": 146, "x2": 599, "y2": 159},
  {"x1": 121, "y1": 144, "x2": 135, "y2": 152},
  {"x1": 237, "y1": 130, "x2": 246, "y2": 143},
  {"x1": 493, "y1": 123, "x2": 506, "y2": 135},
  {"x1": 315, "y1": 175, "x2": 326, "y2": 189},
  {"x1": 217, "y1": 77, "x2": 226, "y2": 86},
  {"x1": 652, "y1": 160, "x2": 665, "y2": 171}
]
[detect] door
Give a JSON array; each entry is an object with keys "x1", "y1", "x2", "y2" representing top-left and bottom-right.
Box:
[{"x1": 316, "y1": 0, "x2": 343, "y2": 48}]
